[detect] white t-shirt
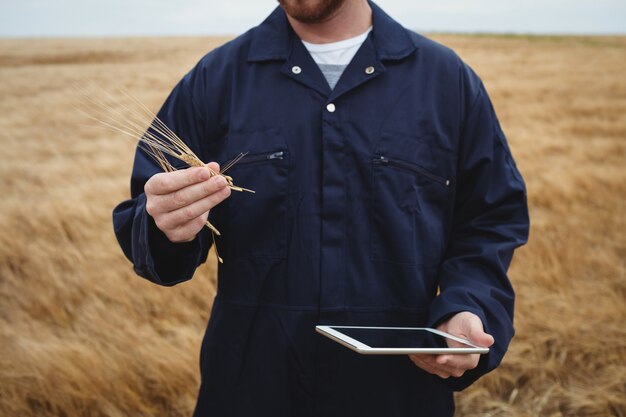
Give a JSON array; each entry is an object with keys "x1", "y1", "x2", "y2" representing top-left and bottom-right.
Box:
[{"x1": 301, "y1": 27, "x2": 373, "y2": 89}]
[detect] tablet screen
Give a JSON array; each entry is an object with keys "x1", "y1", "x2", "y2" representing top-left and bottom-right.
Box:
[{"x1": 332, "y1": 327, "x2": 449, "y2": 349}]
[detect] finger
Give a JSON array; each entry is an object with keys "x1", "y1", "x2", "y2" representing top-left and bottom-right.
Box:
[
  {"x1": 409, "y1": 355, "x2": 453, "y2": 379},
  {"x1": 468, "y1": 327, "x2": 495, "y2": 348},
  {"x1": 145, "y1": 167, "x2": 211, "y2": 196},
  {"x1": 159, "y1": 175, "x2": 229, "y2": 212},
  {"x1": 428, "y1": 355, "x2": 468, "y2": 376},
  {"x1": 206, "y1": 161, "x2": 220, "y2": 174},
  {"x1": 164, "y1": 215, "x2": 208, "y2": 243},
  {"x1": 157, "y1": 186, "x2": 231, "y2": 230},
  {"x1": 455, "y1": 313, "x2": 495, "y2": 348},
  {"x1": 411, "y1": 354, "x2": 476, "y2": 378},
  {"x1": 410, "y1": 355, "x2": 453, "y2": 375},
  {"x1": 441, "y1": 312, "x2": 495, "y2": 349},
  {"x1": 436, "y1": 353, "x2": 480, "y2": 373}
]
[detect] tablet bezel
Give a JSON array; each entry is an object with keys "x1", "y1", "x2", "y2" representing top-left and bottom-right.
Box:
[{"x1": 315, "y1": 325, "x2": 489, "y2": 355}]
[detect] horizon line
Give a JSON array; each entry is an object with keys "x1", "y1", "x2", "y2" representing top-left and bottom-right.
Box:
[{"x1": 1, "y1": 30, "x2": 625, "y2": 41}]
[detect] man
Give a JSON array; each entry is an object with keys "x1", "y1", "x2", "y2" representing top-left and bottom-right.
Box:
[{"x1": 113, "y1": 0, "x2": 529, "y2": 415}]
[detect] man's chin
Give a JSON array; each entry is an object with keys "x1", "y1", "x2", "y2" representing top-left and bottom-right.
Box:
[{"x1": 278, "y1": 0, "x2": 346, "y2": 24}]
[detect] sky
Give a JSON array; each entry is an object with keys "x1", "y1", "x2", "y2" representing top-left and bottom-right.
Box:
[{"x1": 1, "y1": 0, "x2": 625, "y2": 37}]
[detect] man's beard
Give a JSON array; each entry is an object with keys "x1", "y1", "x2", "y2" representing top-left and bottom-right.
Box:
[{"x1": 278, "y1": 0, "x2": 347, "y2": 24}]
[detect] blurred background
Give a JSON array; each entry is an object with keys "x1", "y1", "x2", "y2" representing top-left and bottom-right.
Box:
[
  {"x1": 0, "y1": 1, "x2": 625, "y2": 416},
  {"x1": 2, "y1": 0, "x2": 626, "y2": 36}
]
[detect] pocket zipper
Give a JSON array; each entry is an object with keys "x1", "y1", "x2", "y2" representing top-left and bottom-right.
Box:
[
  {"x1": 268, "y1": 151, "x2": 284, "y2": 160},
  {"x1": 375, "y1": 155, "x2": 451, "y2": 187},
  {"x1": 232, "y1": 151, "x2": 285, "y2": 166}
]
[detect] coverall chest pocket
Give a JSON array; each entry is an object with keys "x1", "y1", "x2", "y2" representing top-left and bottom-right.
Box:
[
  {"x1": 370, "y1": 134, "x2": 453, "y2": 265},
  {"x1": 224, "y1": 138, "x2": 289, "y2": 259}
]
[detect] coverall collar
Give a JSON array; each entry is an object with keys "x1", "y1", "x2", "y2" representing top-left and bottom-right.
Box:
[{"x1": 248, "y1": 1, "x2": 417, "y2": 62}]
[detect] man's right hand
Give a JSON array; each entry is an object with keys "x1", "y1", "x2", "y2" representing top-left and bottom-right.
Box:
[{"x1": 144, "y1": 162, "x2": 231, "y2": 243}]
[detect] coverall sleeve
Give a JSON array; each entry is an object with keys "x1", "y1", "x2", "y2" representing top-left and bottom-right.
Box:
[
  {"x1": 428, "y1": 81, "x2": 530, "y2": 390},
  {"x1": 112, "y1": 74, "x2": 212, "y2": 286}
]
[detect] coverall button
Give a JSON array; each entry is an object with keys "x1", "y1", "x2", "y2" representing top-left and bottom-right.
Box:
[
  {"x1": 326, "y1": 103, "x2": 336, "y2": 113},
  {"x1": 292, "y1": 66, "x2": 302, "y2": 74},
  {"x1": 365, "y1": 66, "x2": 375, "y2": 74}
]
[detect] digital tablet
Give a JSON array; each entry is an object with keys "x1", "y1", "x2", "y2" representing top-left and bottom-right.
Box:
[{"x1": 315, "y1": 325, "x2": 489, "y2": 355}]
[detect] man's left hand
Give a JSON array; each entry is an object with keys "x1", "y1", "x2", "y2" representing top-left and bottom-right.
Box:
[{"x1": 409, "y1": 311, "x2": 494, "y2": 379}]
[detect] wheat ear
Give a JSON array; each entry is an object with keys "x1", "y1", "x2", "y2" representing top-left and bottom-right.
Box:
[{"x1": 76, "y1": 86, "x2": 254, "y2": 263}]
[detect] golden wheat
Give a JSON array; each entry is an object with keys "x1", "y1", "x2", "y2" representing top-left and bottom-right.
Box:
[{"x1": 0, "y1": 35, "x2": 624, "y2": 417}]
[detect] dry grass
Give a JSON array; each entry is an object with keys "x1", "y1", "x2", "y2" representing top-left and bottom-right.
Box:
[{"x1": 0, "y1": 34, "x2": 624, "y2": 416}]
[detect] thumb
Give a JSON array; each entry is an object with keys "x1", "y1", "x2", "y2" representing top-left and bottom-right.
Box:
[
  {"x1": 467, "y1": 324, "x2": 495, "y2": 348},
  {"x1": 205, "y1": 161, "x2": 221, "y2": 175}
]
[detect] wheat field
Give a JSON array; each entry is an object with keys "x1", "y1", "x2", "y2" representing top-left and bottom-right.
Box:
[{"x1": 0, "y1": 34, "x2": 625, "y2": 417}]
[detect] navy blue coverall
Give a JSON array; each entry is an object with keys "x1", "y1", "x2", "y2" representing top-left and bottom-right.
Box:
[{"x1": 113, "y1": 2, "x2": 530, "y2": 416}]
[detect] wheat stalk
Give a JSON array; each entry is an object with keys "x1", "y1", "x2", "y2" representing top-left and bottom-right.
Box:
[{"x1": 76, "y1": 86, "x2": 254, "y2": 263}]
